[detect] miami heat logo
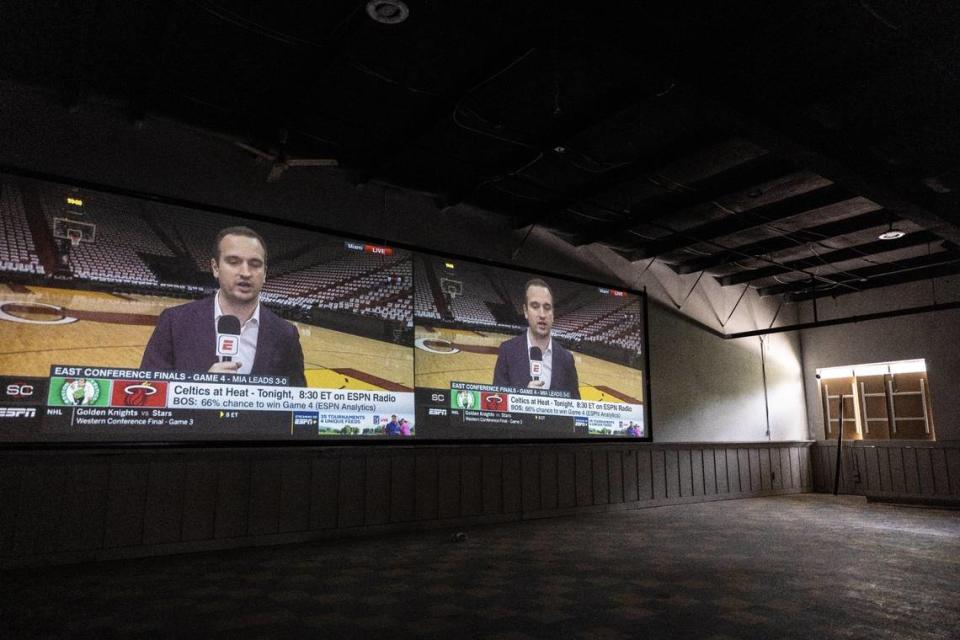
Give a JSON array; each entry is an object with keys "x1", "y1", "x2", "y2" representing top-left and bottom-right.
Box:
[
  {"x1": 123, "y1": 382, "x2": 158, "y2": 406},
  {"x1": 481, "y1": 393, "x2": 506, "y2": 412},
  {"x1": 110, "y1": 380, "x2": 168, "y2": 407}
]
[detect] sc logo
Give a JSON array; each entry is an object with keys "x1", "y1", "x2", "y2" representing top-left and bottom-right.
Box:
[{"x1": 5, "y1": 384, "x2": 35, "y2": 398}]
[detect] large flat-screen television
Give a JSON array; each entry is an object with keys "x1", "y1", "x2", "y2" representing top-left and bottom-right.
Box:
[
  {"x1": 0, "y1": 176, "x2": 415, "y2": 441},
  {"x1": 413, "y1": 256, "x2": 647, "y2": 439},
  {"x1": 0, "y1": 174, "x2": 649, "y2": 443}
]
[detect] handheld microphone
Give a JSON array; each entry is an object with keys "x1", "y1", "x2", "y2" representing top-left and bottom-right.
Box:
[
  {"x1": 529, "y1": 346, "x2": 543, "y2": 382},
  {"x1": 216, "y1": 315, "x2": 242, "y2": 362}
]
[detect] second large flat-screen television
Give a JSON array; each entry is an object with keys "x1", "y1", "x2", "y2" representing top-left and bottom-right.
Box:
[
  {"x1": 0, "y1": 174, "x2": 649, "y2": 443},
  {"x1": 413, "y1": 256, "x2": 648, "y2": 439}
]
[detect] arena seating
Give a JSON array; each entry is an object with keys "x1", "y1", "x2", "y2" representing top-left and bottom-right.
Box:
[
  {"x1": 585, "y1": 306, "x2": 644, "y2": 351},
  {"x1": 446, "y1": 268, "x2": 500, "y2": 328},
  {"x1": 418, "y1": 263, "x2": 525, "y2": 330},
  {"x1": 554, "y1": 295, "x2": 643, "y2": 349},
  {"x1": 7, "y1": 181, "x2": 639, "y2": 341},
  {"x1": 413, "y1": 260, "x2": 441, "y2": 320},
  {"x1": 147, "y1": 207, "x2": 234, "y2": 273},
  {"x1": 262, "y1": 252, "x2": 412, "y2": 323},
  {"x1": 0, "y1": 184, "x2": 44, "y2": 275},
  {"x1": 36, "y1": 189, "x2": 172, "y2": 286},
  {"x1": 3, "y1": 180, "x2": 639, "y2": 342},
  {"x1": 553, "y1": 295, "x2": 622, "y2": 333}
]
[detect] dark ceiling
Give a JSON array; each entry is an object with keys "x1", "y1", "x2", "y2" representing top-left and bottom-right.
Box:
[{"x1": 3, "y1": 0, "x2": 960, "y2": 303}]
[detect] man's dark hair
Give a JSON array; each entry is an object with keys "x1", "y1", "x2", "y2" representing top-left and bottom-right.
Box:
[
  {"x1": 523, "y1": 278, "x2": 554, "y2": 305},
  {"x1": 213, "y1": 226, "x2": 269, "y2": 263}
]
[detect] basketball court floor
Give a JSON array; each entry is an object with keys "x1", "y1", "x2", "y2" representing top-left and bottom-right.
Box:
[{"x1": 0, "y1": 284, "x2": 413, "y2": 391}]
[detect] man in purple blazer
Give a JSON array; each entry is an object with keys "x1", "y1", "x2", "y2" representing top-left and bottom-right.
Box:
[
  {"x1": 493, "y1": 279, "x2": 580, "y2": 399},
  {"x1": 141, "y1": 226, "x2": 306, "y2": 387}
]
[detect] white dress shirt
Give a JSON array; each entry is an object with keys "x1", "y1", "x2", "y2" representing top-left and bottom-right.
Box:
[
  {"x1": 214, "y1": 291, "x2": 260, "y2": 374},
  {"x1": 526, "y1": 329, "x2": 553, "y2": 389}
]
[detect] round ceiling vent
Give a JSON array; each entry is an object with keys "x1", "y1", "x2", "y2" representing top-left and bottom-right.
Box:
[{"x1": 366, "y1": 0, "x2": 409, "y2": 24}]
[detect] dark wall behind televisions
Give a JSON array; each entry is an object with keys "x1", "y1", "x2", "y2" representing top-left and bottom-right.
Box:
[{"x1": 0, "y1": 441, "x2": 813, "y2": 568}]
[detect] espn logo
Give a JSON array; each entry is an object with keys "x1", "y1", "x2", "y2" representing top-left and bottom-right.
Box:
[
  {"x1": 217, "y1": 335, "x2": 239, "y2": 357},
  {"x1": 530, "y1": 361, "x2": 542, "y2": 378},
  {"x1": 428, "y1": 407, "x2": 448, "y2": 416},
  {"x1": 292, "y1": 411, "x2": 319, "y2": 427},
  {"x1": 0, "y1": 407, "x2": 37, "y2": 418}
]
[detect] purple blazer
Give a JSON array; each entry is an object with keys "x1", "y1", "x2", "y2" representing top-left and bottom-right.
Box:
[
  {"x1": 140, "y1": 297, "x2": 306, "y2": 387},
  {"x1": 492, "y1": 334, "x2": 580, "y2": 399}
]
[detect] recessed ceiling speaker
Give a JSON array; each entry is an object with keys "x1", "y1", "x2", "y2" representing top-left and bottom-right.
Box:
[{"x1": 366, "y1": 0, "x2": 409, "y2": 24}]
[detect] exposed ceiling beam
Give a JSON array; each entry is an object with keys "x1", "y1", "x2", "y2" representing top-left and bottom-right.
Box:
[
  {"x1": 628, "y1": 183, "x2": 853, "y2": 260},
  {"x1": 574, "y1": 153, "x2": 802, "y2": 246},
  {"x1": 716, "y1": 230, "x2": 943, "y2": 286},
  {"x1": 788, "y1": 260, "x2": 960, "y2": 302},
  {"x1": 694, "y1": 90, "x2": 960, "y2": 247},
  {"x1": 668, "y1": 209, "x2": 893, "y2": 273},
  {"x1": 758, "y1": 251, "x2": 960, "y2": 299}
]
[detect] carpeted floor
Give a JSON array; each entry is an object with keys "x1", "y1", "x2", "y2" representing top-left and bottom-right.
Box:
[{"x1": 2, "y1": 494, "x2": 958, "y2": 639}]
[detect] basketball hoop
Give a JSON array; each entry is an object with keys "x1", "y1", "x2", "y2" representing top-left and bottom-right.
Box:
[
  {"x1": 440, "y1": 277, "x2": 462, "y2": 300},
  {"x1": 67, "y1": 229, "x2": 82, "y2": 248}
]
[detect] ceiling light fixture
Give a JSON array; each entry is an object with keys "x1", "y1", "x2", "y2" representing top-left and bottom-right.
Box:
[
  {"x1": 878, "y1": 222, "x2": 906, "y2": 241},
  {"x1": 366, "y1": 0, "x2": 409, "y2": 24}
]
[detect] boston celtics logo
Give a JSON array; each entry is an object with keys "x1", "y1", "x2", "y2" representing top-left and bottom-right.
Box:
[
  {"x1": 46, "y1": 376, "x2": 110, "y2": 407},
  {"x1": 59, "y1": 379, "x2": 101, "y2": 406},
  {"x1": 452, "y1": 389, "x2": 479, "y2": 410}
]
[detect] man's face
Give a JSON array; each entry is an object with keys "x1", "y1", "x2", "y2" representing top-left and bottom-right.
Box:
[
  {"x1": 211, "y1": 234, "x2": 266, "y2": 307},
  {"x1": 524, "y1": 285, "x2": 554, "y2": 340}
]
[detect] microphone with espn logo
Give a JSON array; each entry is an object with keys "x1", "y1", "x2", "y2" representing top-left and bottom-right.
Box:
[
  {"x1": 529, "y1": 346, "x2": 543, "y2": 383},
  {"x1": 217, "y1": 315, "x2": 242, "y2": 363}
]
